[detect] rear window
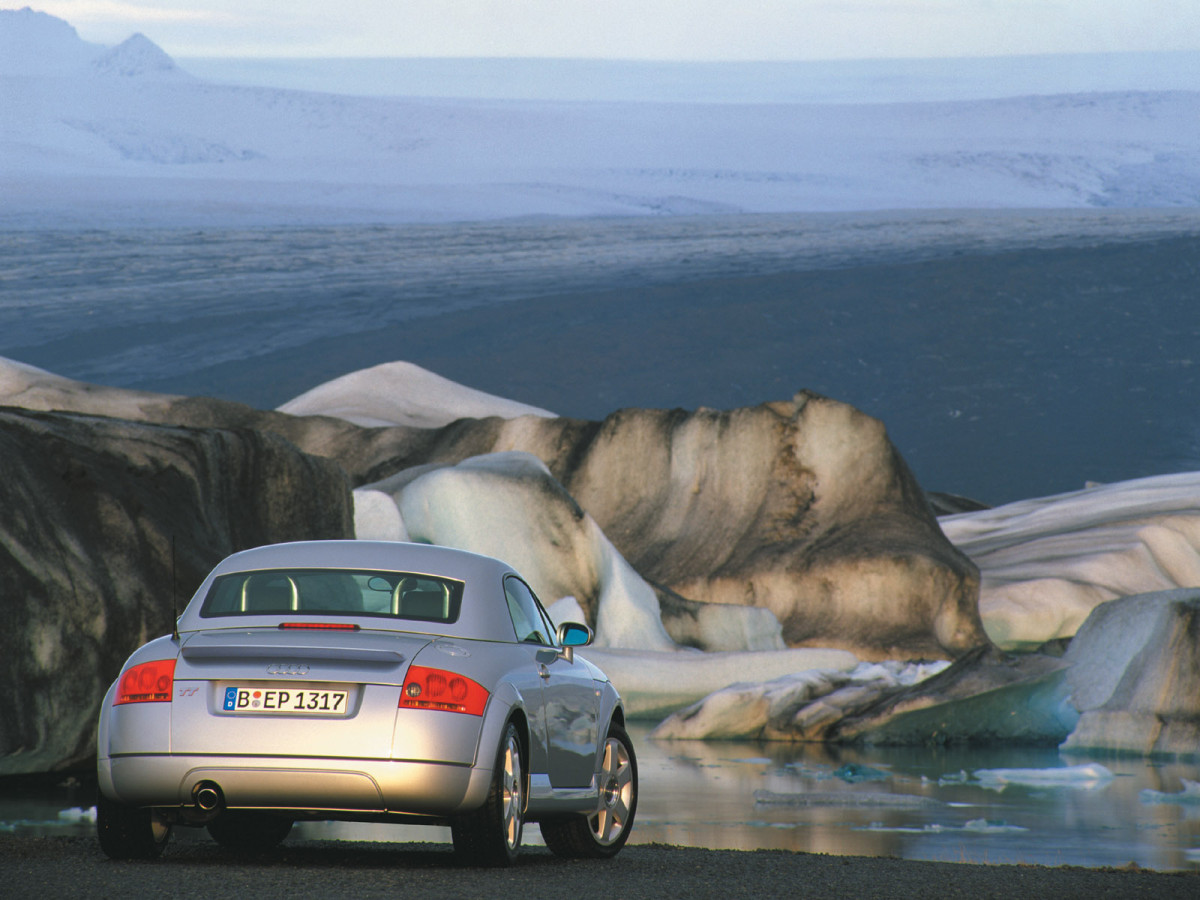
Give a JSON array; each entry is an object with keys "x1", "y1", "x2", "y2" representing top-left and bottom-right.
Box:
[{"x1": 199, "y1": 569, "x2": 464, "y2": 624}]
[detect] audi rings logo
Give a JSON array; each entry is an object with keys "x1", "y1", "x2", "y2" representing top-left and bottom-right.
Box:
[{"x1": 266, "y1": 663, "x2": 310, "y2": 676}]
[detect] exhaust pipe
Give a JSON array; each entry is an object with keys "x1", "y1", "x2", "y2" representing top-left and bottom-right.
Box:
[{"x1": 192, "y1": 780, "x2": 224, "y2": 814}]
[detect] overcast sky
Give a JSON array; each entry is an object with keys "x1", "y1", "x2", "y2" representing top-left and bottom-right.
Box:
[{"x1": 9, "y1": 0, "x2": 1200, "y2": 59}]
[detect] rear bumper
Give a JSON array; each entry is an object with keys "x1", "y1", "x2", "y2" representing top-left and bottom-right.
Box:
[{"x1": 99, "y1": 753, "x2": 493, "y2": 817}]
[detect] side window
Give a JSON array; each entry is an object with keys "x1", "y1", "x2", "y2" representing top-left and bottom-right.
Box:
[
  {"x1": 504, "y1": 577, "x2": 551, "y2": 645},
  {"x1": 531, "y1": 591, "x2": 558, "y2": 645}
]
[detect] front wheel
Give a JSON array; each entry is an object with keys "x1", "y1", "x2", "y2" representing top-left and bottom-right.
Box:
[
  {"x1": 451, "y1": 722, "x2": 525, "y2": 866},
  {"x1": 96, "y1": 791, "x2": 171, "y2": 860},
  {"x1": 541, "y1": 722, "x2": 637, "y2": 859}
]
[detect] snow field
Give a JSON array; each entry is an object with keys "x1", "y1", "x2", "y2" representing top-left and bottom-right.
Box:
[{"x1": 5, "y1": 11, "x2": 1200, "y2": 226}]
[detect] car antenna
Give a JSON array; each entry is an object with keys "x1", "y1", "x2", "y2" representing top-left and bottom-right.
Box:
[{"x1": 170, "y1": 534, "x2": 180, "y2": 643}]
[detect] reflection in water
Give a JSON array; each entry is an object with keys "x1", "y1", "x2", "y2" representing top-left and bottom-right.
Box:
[
  {"x1": 3, "y1": 723, "x2": 1197, "y2": 871},
  {"x1": 627, "y1": 725, "x2": 1200, "y2": 871}
]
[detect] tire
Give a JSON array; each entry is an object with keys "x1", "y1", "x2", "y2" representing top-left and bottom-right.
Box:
[
  {"x1": 96, "y1": 791, "x2": 171, "y2": 860},
  {"x1": 451, "y1": 722, "x2": 524, "y2": 866},
  {"x1": 541, "y1": 722, "x2": 637, "y2": 859},
  {"x1": 207, "y1": 811, "x2": 294, "y2": 852}
]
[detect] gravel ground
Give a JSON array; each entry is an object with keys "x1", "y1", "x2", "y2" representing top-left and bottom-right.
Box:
[{"x1": 3, "y1": 834, "x2": 1198, "y2": 900}]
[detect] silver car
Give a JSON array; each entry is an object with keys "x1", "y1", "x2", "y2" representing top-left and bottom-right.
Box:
[{"x1": 96, "y1": 541, "x2": 637, "y2": 865}]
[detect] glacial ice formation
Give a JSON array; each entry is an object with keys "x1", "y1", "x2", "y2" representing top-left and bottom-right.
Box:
[
  {"x1": 355, "y1": 450, "x2": 869, "y2": 713},
  {"x1": 277, "y1": 361, "x2": 555, "y2": 428},
  {"x1": 353, "y1": 453, "x2": 654, "y2": 647},
  {"x1": 2, "y1": 356, "x2": 975, "y2": 658},
  {"x1": 321, "y1": 376, "x2": 984, "y2": 660},
  {"x1": 6, "y1": 350, "x2": 1200, "y2": 757},
  {"x1": 643, "y1": 666, "x2": 850, "y2": 734},
  {"x1": 0, "y1": 405, "x2": 352, "y2": 775},
  {"x1": 362, "y1": 451, "x2": 675, "y2": 650},
  {"x1": 649, "y1": 661, "x2": 949, "y2": 740},
  {"x1": 650, "y1": 637, "x2": 1085, "y2": 745},
  {"x1": 0, "y1": 356, "x2": 178, "y2": 421},
  {"x1": 941, "y1": 472, "x2": 1200, "y2": 649},
  {"x1": 649, "y1": 587, "x2": 1200, "y2": 755},
  {"x1": 337, "y1": 391, "x2": 985, "y2": 660},
  {"x1": 355, "y1": 451, "x2": 785, "y2": 654},
  {"x1": 549, "y1": 394, "x2": 983, "y2": 661},
  {"x1": 1060, "y1": 588, "x2": 1200, "y2": 757},
  {"x1": 579, "y1": 647, "x2": 860, "y2": 719}
]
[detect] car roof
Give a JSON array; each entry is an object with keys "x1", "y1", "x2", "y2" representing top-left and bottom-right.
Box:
[{"x1": 176, "y1": 540, "x2": 524, "y2": 642}]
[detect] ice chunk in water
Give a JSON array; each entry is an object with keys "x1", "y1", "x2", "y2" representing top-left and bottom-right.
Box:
[
  {"x1": 1140, "y1": 778, "x2": 1200, "y2": 805},
  {"x1": 973, "y1": 763, "x2": 1114, "y2": 790}
]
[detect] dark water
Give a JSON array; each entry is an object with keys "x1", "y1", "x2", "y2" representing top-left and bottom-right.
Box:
[{"x1": 2, "y1": 211, "x2": 1199, "y2": 504}]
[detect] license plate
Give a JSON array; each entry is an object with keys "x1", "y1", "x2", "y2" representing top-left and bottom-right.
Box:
[{"x1": 222, "y1": 686, "x2": 349, "y2": 715}]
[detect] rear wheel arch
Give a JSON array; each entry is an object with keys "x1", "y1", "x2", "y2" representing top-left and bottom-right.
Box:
[
  {"x1": 452, "y1": 719, "x2": 526, "y2": 865},
  {"x1": 470, "y1": 698, "x2": 531, "y2": 813},
  {"x1": 503, "y1": 708, "x2": 532, "y2": 812},
  {"x1": 505, "y1": 707, "x2": 530, "y2": 752}
]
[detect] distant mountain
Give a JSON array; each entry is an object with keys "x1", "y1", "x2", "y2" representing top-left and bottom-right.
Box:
[
  {"x1": 0, "y1": 6, "x2": 104, "y2": 75},
  {"x1": 92, "y1": 33, "x2": 189, "y2": 80},
  {"x1": 0, "y1": 8, "x2": 184, "y2": 79}
]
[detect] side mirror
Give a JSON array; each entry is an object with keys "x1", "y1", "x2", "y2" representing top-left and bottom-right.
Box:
[{"x1": 555, "y1": 622, "x2": 593, "y2": 662}]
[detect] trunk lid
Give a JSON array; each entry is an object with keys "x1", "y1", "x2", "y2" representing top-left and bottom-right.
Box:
[{"x1": 170, "y1": 627, "x2": 429, "y2": 759}]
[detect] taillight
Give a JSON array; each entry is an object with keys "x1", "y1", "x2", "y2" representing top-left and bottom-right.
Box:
[
  {"x1": 400, "y1": 666, "x2": 489, "y2": 716},
  {"x1": 279, "y1": 622, "x2": 360, "y2": 631},
  {"x1": 114, "y1": 659, "x2": 176, "y2": 705}
]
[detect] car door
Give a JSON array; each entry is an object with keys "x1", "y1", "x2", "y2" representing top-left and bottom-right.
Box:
[{"x1": 503, "y1": 576, "x2": 599, "y2": 789}]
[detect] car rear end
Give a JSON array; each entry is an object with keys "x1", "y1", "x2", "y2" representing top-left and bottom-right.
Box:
[
  {"x1": 98, "y1": 557, "x2": 510, "y2": 829},
  {"x1": 99, "y1": 626, "x2": 504, "y2": 824}
]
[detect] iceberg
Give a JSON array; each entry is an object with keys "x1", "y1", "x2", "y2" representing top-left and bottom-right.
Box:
[
  {"x1": 941, "y1": 473, "x2": 1200, "y2": 649},
  {"x1": 278, "y1": 361, "x2": 555, "y2": 428},
  {"x1": 649, "y1": 660, "x2": 948, "y2": 740},
  {"x1": 1061, "y1": 589, "x2": 1200, "y2": 757},
  {"x1": 355, "y1": 450, "x2": 789, "y2": 654},
  {"x1": 357, "y1": 451, "x2": 676, "y2": 650},
  {"x1": 1139, "y1": 778, "x2": 1200, "y2": 806},
  {"x1": 581, "y1": 648, "x2": 859, "y2": 719}
]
